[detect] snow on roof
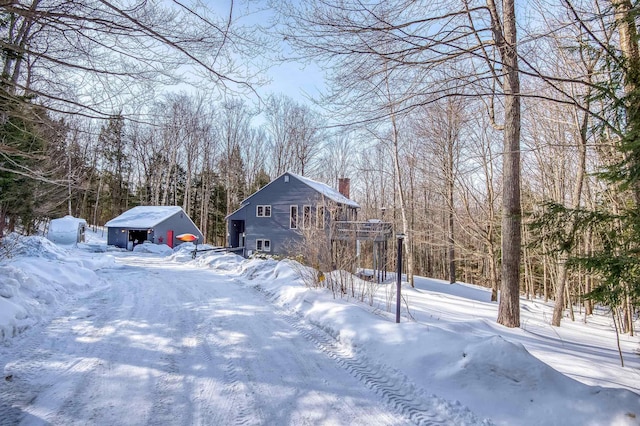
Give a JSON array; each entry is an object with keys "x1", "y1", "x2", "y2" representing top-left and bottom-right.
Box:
[
  {"x1": 235, "y1": 172, "x2": 360, "y2": 212},
  {"x1": 104, "y1": 206, "x2": 183, "y2": 228},
  {"x1": 288, "y1": 172, "x2": 360, "y2": 208}
]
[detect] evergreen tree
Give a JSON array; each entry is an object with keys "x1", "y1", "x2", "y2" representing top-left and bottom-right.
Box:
[
  {"x1": 531, "y1": 2, "x2": 640, "y2": 337},
  {"x1": 578, "y1": 1, "x2": 640, "y2": 337},
  {"x1": 249, "y1": 168, "x2": 270, "y2": 194},
  {"x1": 97, "y1": 114, "x2": 129, "y2": 221},
  {"x1": 219, "y1": 143, "x2": 246, "y2": 215},
  {"x1": 0, "y1": 94, "x2": 63, "y2": 235}
]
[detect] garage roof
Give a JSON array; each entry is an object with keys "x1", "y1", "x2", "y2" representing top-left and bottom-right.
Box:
[{"x1": 105, "y1": 206, "x2": 183, "y2": 228}]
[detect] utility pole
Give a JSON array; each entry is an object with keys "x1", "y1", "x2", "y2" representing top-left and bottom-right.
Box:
[{"x1": 396, "y1": 233, "x2": 405, "y2": 323}]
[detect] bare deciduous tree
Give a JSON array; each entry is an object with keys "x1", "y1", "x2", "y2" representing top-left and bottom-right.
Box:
[
  {"x1": 413, "y1": 96, "x2": 468, "y2": 285},
  {"x1": 263, "y1": 93, "x2": 323, "y2": 177},
  {"x1": 276, "y1": 0, "x2": 524, "y2": 325}
]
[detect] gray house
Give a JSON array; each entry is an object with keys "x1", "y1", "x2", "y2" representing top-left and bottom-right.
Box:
[
  {"x1": 105, "y1": 206, "x2": 203, "y2": 250},
  {"x1": 226, "y1": 172, "x2": 359, "y2": 257}
]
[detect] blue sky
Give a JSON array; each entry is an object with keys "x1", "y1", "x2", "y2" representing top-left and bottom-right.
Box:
[
  {"x1": 231, "y1": 0, "x2": 327, "y2": 105},
  {"x1": 260, "y1": 60, "x2": 326, "y2": 103}
]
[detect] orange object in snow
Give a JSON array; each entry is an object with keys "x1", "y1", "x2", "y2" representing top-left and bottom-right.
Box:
[{"x1": 176, "y1": 233, "x2": 198, "y2": 242}]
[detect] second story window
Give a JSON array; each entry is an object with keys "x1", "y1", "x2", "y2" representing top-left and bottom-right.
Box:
[
  {"x1": 316, "y1": 205, "x2": 325, "y2": 229},
  {"x1": 302, "y1": 205, "x2": 311, "y2": 229},
  {"x1": 290, "y1": 205, "x2": 298, "y2": 229},
  {"x1": 257, "y1": 205, "x2": 271, "y2": 217}
]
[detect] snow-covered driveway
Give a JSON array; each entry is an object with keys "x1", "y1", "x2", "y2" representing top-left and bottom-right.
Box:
[
  {"x1": 3, "y1": 237, "x2": 639, "y2": 426},
  {"x1": 1, "y1": 253, "x2": 415, "y2": 426}
]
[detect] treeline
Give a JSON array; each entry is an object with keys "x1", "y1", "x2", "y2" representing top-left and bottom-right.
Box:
[
  {"x1": 1, "y1": 0, "x2": 639, "y2": 332},
  {"x1": 0, "y1": 92, "x2": 340, "y2": 246},
  {"x1": 271, "y1": 0, "x2": 640, "y2": 333}
]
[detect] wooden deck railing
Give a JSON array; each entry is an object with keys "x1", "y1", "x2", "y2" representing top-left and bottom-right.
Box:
[{"x1": 331, "y1": 221, "x2": 393, "y2": 242}]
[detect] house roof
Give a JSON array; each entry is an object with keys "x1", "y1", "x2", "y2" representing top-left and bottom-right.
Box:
[
  {"x1": 105, "y1": 206, "x2": 183, "y2": 228},
  {"x1": 229, "y1": 172, "x2": 360, "y2": 218},
  {"x1": 288, "y1": 172, "x2": 360, "y2": 208}
]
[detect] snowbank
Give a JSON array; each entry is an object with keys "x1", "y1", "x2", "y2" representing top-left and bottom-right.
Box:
[
  {"x1": 0, "y1": 234, "x2": 109, "y2": 341},
  {"x1": 229, "y1": 256, "x2": 640, "y2": 426},
  {"x1": 1, "y1": 234, "x2": 638, "y2": 426},
  {"x1": 132, "y1": 241, "x2": 173, "y2": 256}
]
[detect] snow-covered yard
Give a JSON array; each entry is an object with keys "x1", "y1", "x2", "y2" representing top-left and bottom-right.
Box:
[{"x1": 0, "y1": 231, "x2": 639, "y2": 425}]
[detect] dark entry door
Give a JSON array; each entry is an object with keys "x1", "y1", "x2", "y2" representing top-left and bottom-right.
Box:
[{"x1": 230, "y1": 220, "x2": 245, "y2": 248}]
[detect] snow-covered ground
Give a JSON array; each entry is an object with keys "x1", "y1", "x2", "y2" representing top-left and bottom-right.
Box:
[{"x1": 0, "y1": 229, "x2": 639, "y2": 425}]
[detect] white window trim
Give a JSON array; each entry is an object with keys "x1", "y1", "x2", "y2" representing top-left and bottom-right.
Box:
[
  {"x1": 290, "y1": 205, "x2": 298, "y2": 229},
  {"x1": 256, "y1": 239, "x2": 271, "y2": 252},
  {"x1": 256, "y1": 204, "x2": 271, "y2": 217}
]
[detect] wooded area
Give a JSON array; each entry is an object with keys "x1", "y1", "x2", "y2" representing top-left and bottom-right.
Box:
[{"x1": 1, "y1": 0, "x2": 639, "y2": 332}]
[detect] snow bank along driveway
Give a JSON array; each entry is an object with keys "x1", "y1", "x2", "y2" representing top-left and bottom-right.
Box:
[{"x1": 0, "y1": 253, "x2": 480, "y2": 425}]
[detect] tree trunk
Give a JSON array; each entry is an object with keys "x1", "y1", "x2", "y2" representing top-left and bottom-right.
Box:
[
  {"x1": 543, "y1": 250, "x2": 549, "y2": 302},
  {"x1": 384, "y1": 61, "x2": 414, "y2": 287},
  {"x1": 552, "y1": 79, "x2": 590, "y2": 326},
  {"x1": 614, "y1": 0, "x2": 640, "y2": 106},
  {"x1": 566, "y1": 283, "x2": 575, "y2": 322},
  {"x1": 491, "y1": 0, "x2": 521, "y2": 328},
  {"x1": 552, "y1": 253, "x2": 568, "y2": 326},
  {"x1": 488, "y1": 241, "x2": 499, "y2": 301},
  {"x1": 93, "y1": 172, "x2": 103, "y2": 228},
  {"x1": 447, "y1": 170, "x2": 456, "y2": 284},
  {"x1": 67, "y1": 148, "x2": 73, "y2": 216},
  {"x1": 612, "y1": 309, "x2": 625, "y2": 367}
]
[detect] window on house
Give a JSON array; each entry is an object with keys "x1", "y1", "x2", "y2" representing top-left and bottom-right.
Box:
[
  {"x1": 290, "y1": 205, "x2": 298, "y2": 229},
  {"x1": 302, "y1": 205, "x2": 311, "y2": 229},
  {"x1": 339, "y1": 205, "x2": 347, "y2": 221},
  {"x1": 316, "y1": 205, "x2": 325, "y2": 229},
  {"x1": 348, "y1": 207, "x2": 356, "y2": 221},
  {"x1": 256, "y1": 205, "x2": 271, "y2": 217},
  {"x1": 256, "y1": 239, "x2": 271, "y2": 252}
]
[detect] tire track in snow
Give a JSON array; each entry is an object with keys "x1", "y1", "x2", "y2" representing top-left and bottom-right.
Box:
[
  {"x1": 10, "y1": 266, "x2": 159, "y2": 425},
  {"x1": 275, "y1": 308, "x2": 491, "y2": 426},
  {"x1": 154, "y1": 298, "x2": 265, "y2": 426},
  {"x1": 145, "y1": 275, "x2": 249, "y2": 426},
  {"x1": 205, "y1": 312, "x2": 265, "y2": 426},
  {"x1": 188, "y1": 294, "x2": 265, "y2": 425},
  {"x1": 143, "y1": 289, "x2": 200, "y2": 426},
  {"x1": 190, "y1": 321, "x2": 226, "y2": 422},
  {"x1": 147, "y1": 331, "x2": 191, "y2": 424},
  {"x1": 0, "y1": 331, "x2": 49, "y2": 425},
  {"x1": 42, "y1": 275, "x2": 135, "y2": 425},
  {"x1": 0, "y1": 334, "x2": 42, "y2": 424},
  {"x1": 0, "y1": 286, "x2": 117, "y2": 425},
  {"x1": 223, "y1": 358, "x2": 259, "y2": 426}
]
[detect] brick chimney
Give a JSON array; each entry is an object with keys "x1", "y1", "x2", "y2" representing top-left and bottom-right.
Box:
[{"x1": 338, "y1": 178, "x2": 350, "y2": 199}]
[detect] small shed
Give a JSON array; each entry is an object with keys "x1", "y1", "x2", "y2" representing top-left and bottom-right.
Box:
[
  {"x1": 47, "y1": 215, "x2": 87, "y2": 245},
  {"x1": 105, "y1": 206, "x2": 203, "y2": 250}
]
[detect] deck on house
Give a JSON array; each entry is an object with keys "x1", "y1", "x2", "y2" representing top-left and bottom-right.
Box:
[{"x1": 331, "y1": 221, "x2": 393, "y2": 242}]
